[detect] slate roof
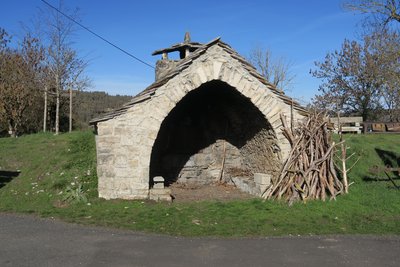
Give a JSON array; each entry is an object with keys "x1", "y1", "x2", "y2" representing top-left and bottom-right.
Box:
[
  {"x1": 152, "y1": 41, "x2": 203, "y2": 56},
  {"x1": 90, "y1": 38, "x2": 307, "y2": 125}
]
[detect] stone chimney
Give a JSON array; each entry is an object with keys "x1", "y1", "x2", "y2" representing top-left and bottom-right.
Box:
[
  {"x1": 152, "y1": 32, "x2": 203, "y2": 81},
  {"x1": 155, "y1": 57, "x2": 178, "y2": 81}
]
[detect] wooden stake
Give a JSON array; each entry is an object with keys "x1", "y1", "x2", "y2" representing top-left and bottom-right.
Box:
[
  {"x1": 218, "y1": 140, "x2": 227, "y2": 183},
  {"x1": 43, "y1": 86, "x2": 47, "y2": 133},
  {"x1": 264, "y1": 112, "x2": 345, "y2": 202}
]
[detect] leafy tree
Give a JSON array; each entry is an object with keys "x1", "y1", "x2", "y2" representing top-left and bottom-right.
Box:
[
  {"x1": 369, "y1": 30, "x2": 400, "y2": 121},
  {"x1": 0, "y1": 30, "x2": 44, "y2": 137},
  {"x1": 311, "y1": 37, "x2": 381, "y2": 120},
  {"x1": 311, "y1": 29, "x2": 400, "y2": 121}
]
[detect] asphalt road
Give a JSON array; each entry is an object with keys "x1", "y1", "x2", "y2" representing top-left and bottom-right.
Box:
[{"x1": 0, "y1": 213, "x2": 399, "y2": 267}]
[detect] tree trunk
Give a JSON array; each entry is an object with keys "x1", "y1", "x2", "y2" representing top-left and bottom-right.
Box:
[
  {"x1": 69, "y1": 87, "x2": 72, "y2": 133},
  {"x1": 43, "y1": 86, "x2": 47, "y2": 132},
  {"x1": 337, "y1": 110, "x2": 348, "y2": 193},
  {"x1": 55, "y1": 76, "x2": 61, "y2": 135},
  {"x1": 341, "y1": 140, "x2": 349, "y2": 194},
  {"x1": 8, "y1": 121, "x2": 16, "y2": 138},
  {"x1": 55, "y1": 90, "x2": 60, "y2": 135},
  {"x1": 290, "y1": 99, "x2": 294, "y2": 132},
  {"x1": 55, "y1": 75, "x2": 60, "y2": 135}
]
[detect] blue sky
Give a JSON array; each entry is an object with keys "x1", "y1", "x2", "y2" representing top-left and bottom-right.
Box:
[{"x1": 1, "y1": 0, "x2": 364, "y2": 104}]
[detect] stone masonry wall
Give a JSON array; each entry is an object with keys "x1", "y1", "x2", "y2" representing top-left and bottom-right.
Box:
[
  {"x1": 176, "y1": 139, "x2": 241, "y2": 185},
  {"x1": 95, "y1": 44, "x2": 305, "y2": 199}
]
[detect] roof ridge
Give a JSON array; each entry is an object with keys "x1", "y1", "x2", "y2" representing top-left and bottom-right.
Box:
[{"x1": 90, "y1": 37, "x2": 306, "y2": 125}]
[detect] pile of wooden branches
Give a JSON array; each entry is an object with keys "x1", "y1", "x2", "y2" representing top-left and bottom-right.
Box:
[{"x1": 263, "y1": 112, "x2": 344, "y2": 204}]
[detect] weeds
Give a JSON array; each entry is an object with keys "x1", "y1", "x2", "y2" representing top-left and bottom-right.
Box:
[{"x1": 62, "y1": 183, "x2": 88, "y2": 204}]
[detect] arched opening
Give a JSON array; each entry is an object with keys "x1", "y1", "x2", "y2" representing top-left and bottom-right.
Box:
[{"x1": 149, "y1": 80, "x2": 281, "y2": 194}]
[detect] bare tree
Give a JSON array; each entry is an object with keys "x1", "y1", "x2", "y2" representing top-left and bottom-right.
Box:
[
  {"x1": 66, "y1": 57, "x2": 90, "y2": 133},
  {"x1": 41, "y1": 0, "x2": 88, "y2": 134},
  {"x1": 344, "y1": 0, "x2": 400, "y2": 25},
  {"x1": 0, "y1": 28, "x2": 9, "y2": 50},
  {"x1": 248, "y1": 46, "x2": 295, "y2": 91}
]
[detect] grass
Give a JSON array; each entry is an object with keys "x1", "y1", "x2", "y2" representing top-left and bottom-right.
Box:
[{"x1": 0, "y1": 131, "x2": 399, "y2": 237}]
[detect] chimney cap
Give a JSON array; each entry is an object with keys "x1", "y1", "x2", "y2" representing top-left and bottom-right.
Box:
[{"x1": 152, "y1": 32, "x2": 203, "y2": 57}]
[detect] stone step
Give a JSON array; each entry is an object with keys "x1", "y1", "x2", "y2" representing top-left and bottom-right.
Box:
[{"x1": 149, "y1": 188, "x2": 172, "y2": 202}]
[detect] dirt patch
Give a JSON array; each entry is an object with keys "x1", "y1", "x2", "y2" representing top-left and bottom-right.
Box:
[
  {"x1": 52, "y1": 200, "x2": 69, "y2": 208},
  {"x1": 169, "y1": 183, "x2": 256, "y2": 203}
]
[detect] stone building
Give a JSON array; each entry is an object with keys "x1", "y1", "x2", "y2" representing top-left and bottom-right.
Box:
[{"x1": 90, "y1": 34, "x2": 307, "y2": 200}]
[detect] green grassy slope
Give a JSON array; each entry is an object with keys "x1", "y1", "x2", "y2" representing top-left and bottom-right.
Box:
[{"x1": 0, "y1": 131, "x2": 399, "y2": 237}]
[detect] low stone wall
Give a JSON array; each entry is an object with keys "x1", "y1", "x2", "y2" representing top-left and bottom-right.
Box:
[{"x1": 160, "y1": 135, "x2": 278, "y2": 197}]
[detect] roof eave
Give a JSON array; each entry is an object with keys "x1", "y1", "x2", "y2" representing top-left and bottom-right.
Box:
[{"x1": 152, "y1": 42, "x2": 204, "y2": 56}]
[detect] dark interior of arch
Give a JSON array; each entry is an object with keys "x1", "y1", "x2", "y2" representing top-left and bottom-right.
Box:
[{"x1": 149, "y1": 80, "x2": 281, "y2": 187}]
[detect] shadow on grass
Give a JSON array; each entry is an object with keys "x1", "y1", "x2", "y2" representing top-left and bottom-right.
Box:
[
  {"x1": 375, "y1": 148, "x2": 400, "y2": 168},
  {"x1": 0, "y1": 170, "x2": 20, "y2": 188},
  {"x1": 363, "y1": 149, "x2": 400, "y2": 189}
]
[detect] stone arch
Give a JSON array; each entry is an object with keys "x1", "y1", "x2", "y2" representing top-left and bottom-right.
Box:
[
  {"x1": 156, "y1": 57, "x2": 290, "y2": 151},
  {"x1": 149, "y1": 80, "x2": 282, "y2": 190},
  {"x1": 142, "y1": 51, "x2": 292, "y2": 170}
]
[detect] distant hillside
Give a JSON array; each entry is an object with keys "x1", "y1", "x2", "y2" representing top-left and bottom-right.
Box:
[{"x1": 73, "y1": 91, "x2": 131, "y2": 129}]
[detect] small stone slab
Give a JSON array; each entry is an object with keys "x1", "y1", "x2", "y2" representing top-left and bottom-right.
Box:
[
  {"x1": 153, "y1": 176, "x2": 165, "y2": 189},
  {"x1": 254, "y1": 173, "x2": 271, "y2": 186},
  {"x1": 149, "y1": 188, "x2": 172, "y2": 202},
  {"x1": 254, "y1": 173, "x2": 272, "y2": 196}
]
